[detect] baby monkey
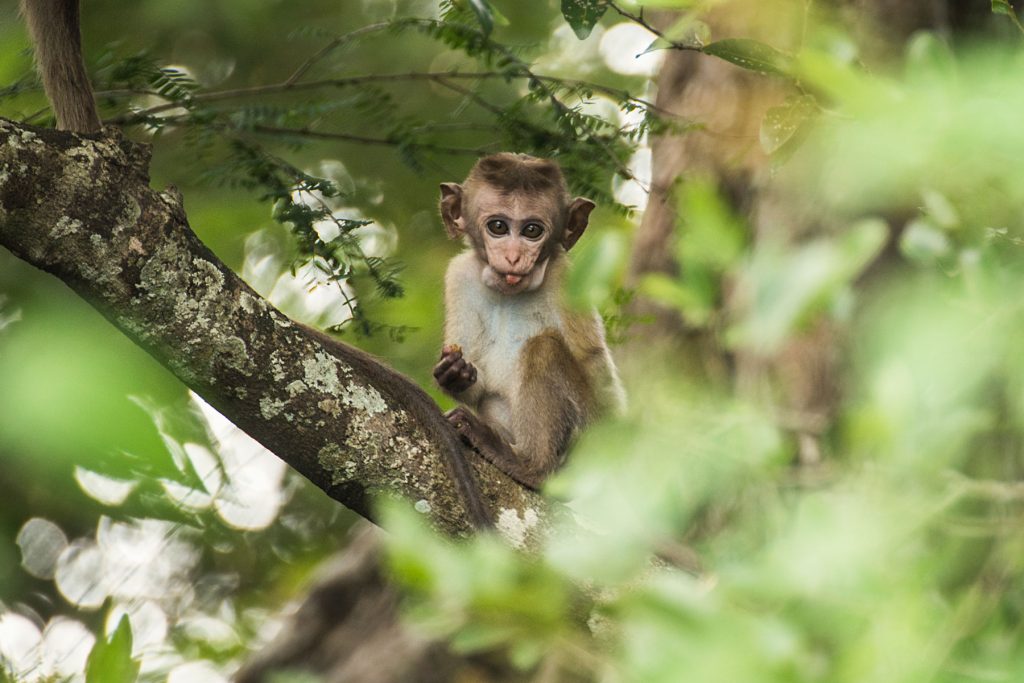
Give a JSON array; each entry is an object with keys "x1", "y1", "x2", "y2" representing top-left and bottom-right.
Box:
[{"x1": 434, "y1": 153, "x2": 624, "y2": 489}]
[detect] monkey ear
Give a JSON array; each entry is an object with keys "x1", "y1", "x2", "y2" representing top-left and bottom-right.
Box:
[
  {"x1": 439, "y1": 183, "x2": 465, "y2": 239},
  {"x1": 563, "y1": 197, "x2": 596, "y2": 251}
]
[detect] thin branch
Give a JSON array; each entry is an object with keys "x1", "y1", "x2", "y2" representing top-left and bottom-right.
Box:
[
  {"x1": 105, "y1": 71, "x2": 682, "y2": 125},
  {"x1": 237, "y1": 122, "x2": 490, "y2": 155},
  {"x1": 432, "y1": 77, "x2": 506, "y2": 117},
  {"x1": 607, "y1": 1, "x2": 704, "y2": 51},
  {"x1": 285, "y1": 23, "x2": 392, "y2": 85}
]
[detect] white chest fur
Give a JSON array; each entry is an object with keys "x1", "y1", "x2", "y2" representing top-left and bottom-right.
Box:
[
  {"x1": 445, "y1": 252, "x2": 564, "y2": 431},
  {"x1": 472, "y1": 288, "x2": 560, "y2": 385}
]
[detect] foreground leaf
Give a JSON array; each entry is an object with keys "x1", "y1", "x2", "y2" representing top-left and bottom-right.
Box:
[
  {"x1": 759, "y1": 94, "x2": 818, "y2": 155},
  {"x1": 702, "y1": 38, "x2": 792, "y2": 75},
  {"x1": 561, "y1": 0, "x2": 608, "y2": 40},
  {"x1": 85, "y1": 616, "x2": 139, "y2": 683}
]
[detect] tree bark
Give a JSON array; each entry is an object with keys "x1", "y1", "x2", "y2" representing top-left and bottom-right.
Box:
[{"x1": 0, "y1": 118, "x2": 550, "y2": 540}]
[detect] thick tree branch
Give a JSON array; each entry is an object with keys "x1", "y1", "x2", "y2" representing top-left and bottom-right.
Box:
[{"x1": 0, "y1": 117, "x2": 551, "y2": 540}]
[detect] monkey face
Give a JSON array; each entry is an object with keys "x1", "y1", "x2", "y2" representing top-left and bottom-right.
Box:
[
  {"x1": 470, "y1": 185, "x2": 560, "y2": 294},
  {"x1": 437, "y1": 156, "x2": 596, "y2": 296}
]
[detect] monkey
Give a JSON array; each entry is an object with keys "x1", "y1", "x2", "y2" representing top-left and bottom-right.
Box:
[
  {"x1": 19, "y1": 0, "x2": 102, "y2": 133},
  {"x1": 434, "y1": 153, "x2": 626, "y2": 490}
]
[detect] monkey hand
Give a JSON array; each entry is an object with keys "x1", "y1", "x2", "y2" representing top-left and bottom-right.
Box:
[
  {"x1": 434, "y1": 345, "x2": 477, "y2": 395},
  {"x1": 445, "y1": 406, "x2": 489, "y2": 456},
  {"x1": 445, "y1": 407, "x2": 546, "y2": 490}
]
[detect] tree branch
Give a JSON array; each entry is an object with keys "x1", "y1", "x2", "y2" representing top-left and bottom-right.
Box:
[{"x1": 0, "y1": 118, "x2": 551, "y2": 540}]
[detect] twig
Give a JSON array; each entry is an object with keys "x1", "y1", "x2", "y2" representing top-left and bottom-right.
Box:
[
  {"x1": 606, "y1": 0, "x2": 704, "y2": 51},
  {"x1": 285, "y1": 22, "x2": 392, "y2": 85},
  {"x1": 432, "y1": 77, "x2": 506, "y2": 116},
  {"x1": 106, "y1": 71, "x2": 682, "y2": 125},
  {"x1": 238, "y1": 122, "x2": 490, "y2": 155}
]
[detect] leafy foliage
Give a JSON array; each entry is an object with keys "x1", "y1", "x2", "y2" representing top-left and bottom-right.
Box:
[
  {"x1": 85, "y1": 617, "x2": 138, "y2": 683},
  {"x1": 6, "y1": 2, "x2": 1024, "y2": 683},
  {"x1": 377, "y1": 21, "x2": 1024, "y2": 683}
]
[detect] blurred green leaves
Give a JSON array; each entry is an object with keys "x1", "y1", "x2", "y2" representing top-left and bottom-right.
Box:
[
  {"x1": 640, "y1": 178, "x2": 746, "y2": 326},
  {"x1": 7, "y1": 2, "x2": 1024, "y2": 681},
  {"x1": 567, "y1": 227, "x2": 628, "y2": 309},
  {"x1": 760, "y1": 94, "x2": 817, "y2": 157},
  {"x1": 729, "y1": 218, "x2": 886, "y2": 354},
  {"x1": 85, "y1": 617, "x2": 138, "y2": 683},
  {"x1": 379, "y1": 18, "x2": 1024, "y2": 683},
  {"x1": 384, "y1": 502, "x2": 575, "y2": 669}
]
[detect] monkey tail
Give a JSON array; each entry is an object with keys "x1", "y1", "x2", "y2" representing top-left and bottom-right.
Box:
[
  {"x1": 425, "y1": 406, "x2": 494, "y2": 530},
  {"x1": 20, "y1": 0, "x2": 102, "y2": 132}
]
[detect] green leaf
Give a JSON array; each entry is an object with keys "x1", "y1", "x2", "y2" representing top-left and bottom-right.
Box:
[
  {"x1": 567, "y1": 230, "x2": 626, "y2": 308},
  {"x1": 921, "y1": 188, "x2": 959, "y2": 229},
  {"x1": 561, "y1": 0, "x2": 608, "y2": 40},
  {"x1": 663, "y1": 16, "x2": 711, "y2": 49},
  {"x1": 450, "y1": 623, "x2": 517, "y2": 652},
  {"x1": 639, "y1": 273, "x2": 714, "y2": 325},
  {"x1": 702, "y1": 38, "x2": 792, "y2": 75},
  {"x1": 467, "y1": 0, "x2": 494, "y2": 35},
  {"x1": 86, "y1": 616, "x2": 139, "y2": 683},
  {"x1": 899, "y1": 219, "x2": 951, "y2": 265},
  {"x1": 675, "y1": 178, "x2": 746, "y2": 270},
  {"x1": 509, "y1": 638, "x2": 547, "y2": 670},
  {"x1": 905, "y1": 32, "x2": 956, "y2": 81},
  {"x1": 640, "y1": 37, "x2": 674, "y2": 56},
  {"x1": 728, "y1": 218, "x2": 887, "y2": 353},
  {"x1": 759, "y1": 94, "x2": 818, "y2": 155},
  {"x1": 993, "y1": 0, "x2": 1013, "y2": 16}
]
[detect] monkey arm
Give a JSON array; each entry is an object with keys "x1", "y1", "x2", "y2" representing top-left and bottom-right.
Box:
[
  {"x1": 565, "y1": 311, "x2": 626, "y2": 416},
  {"x1": 447, "y1": 332, "x2": 593, "y2": 490}
]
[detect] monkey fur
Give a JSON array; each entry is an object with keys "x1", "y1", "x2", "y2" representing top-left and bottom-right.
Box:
[{"x1": 435, "y1": 153, "x2": 625, "y2": 489}]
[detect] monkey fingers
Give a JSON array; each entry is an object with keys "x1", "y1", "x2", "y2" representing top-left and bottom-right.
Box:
[
  {"x1": 433, "y1": 347, "x2": 463, "y2": 378},
  {"x1": 433, "y1": 349, "x2": 477, "y2": 394},
  {"x1": 445, "y1": 406, "x2": 488, "y2": 452}
]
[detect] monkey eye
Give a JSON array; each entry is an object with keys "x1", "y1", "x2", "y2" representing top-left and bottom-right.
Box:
[
  {"x1": 521, "y1": 223, "x2": 544, "y2": 240},
  {"x1": 486, "y1": 219, "x2": 510, "y2": 236}
]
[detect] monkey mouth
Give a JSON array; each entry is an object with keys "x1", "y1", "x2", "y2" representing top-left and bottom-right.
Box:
[{"x1": 482, "y1": 264, "x2": 546, "y2": 294}]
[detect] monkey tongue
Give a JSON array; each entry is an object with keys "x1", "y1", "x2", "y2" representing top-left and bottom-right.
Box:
[{"x1": 504, "y1": 274, "x2": 523, "y2": 286}]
